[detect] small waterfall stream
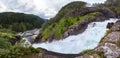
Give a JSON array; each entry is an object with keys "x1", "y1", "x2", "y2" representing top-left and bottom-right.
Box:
[{"x1": 32, "y1": 18, "x2": 118, "y2": 54}]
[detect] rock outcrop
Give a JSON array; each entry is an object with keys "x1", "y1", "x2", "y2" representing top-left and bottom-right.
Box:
[
  {"x1": 69, "y1": 7, "x2": 115, "y2": 18},
  {"x1": 64, "y1": 12, "x2": 107, "y2": 38},
  {"x1": 18, "y1": 29, "x2": 40, "y2": 43}
]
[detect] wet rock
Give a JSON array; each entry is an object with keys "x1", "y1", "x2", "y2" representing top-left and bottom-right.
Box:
[
  {"x1": 36, "y1": 53, "x2": 58, "y2": 58},
  {"x1": 23, "y1": 32, "x2": 33, "y2": 37},
  {"x1": 107, "y1": 23, "x2": 114, "y2": 29},
  {"x1": 32, "y1": 48, "x2": 80, "y2": 58},
  {"x1": 18, "y1": 29, "x2": 40, "y2": 43}
]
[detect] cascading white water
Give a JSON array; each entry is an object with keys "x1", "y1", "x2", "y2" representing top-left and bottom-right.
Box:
[{"x1": 32, "y1": 18, "x2": 118, "y2": 54}]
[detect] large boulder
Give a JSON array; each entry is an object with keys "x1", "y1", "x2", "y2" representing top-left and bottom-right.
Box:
[{"x1": 107, "y1": 23, "x2": 114, "y2": 29}]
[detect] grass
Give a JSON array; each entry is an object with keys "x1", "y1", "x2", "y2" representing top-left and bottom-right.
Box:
[
  {"x1": 80, "y1": 49, "x2": 106, "y2": 58},
  {"x1": 99, "y1": 29, "x2": 112, "y2": 45},
  {"x1": 0, "y1": 29, "x2": 43, "y2": 58},
  {"x1": 41, "y1": 12, "x2": 101, "y2": 41},
  {"x1": 0, "y1": 29, "x2": 16, "y2": 39},
  {"x1": 116, "y1": 39, "x2": 120, "y2": 48}
]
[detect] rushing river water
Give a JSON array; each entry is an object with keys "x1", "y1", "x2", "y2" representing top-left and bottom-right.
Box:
[{"x1": 32, "y1": 18, "x2": 118, "y2": 54}]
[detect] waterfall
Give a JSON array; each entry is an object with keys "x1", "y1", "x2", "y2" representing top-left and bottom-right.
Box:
[{"x1": 32, "y1": 18, "x2": 118, "y2": 54}]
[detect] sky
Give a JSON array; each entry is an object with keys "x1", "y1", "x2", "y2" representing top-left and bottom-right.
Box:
[{"x1": 0, "y1": 0, "x2": 106, "y2": 19}]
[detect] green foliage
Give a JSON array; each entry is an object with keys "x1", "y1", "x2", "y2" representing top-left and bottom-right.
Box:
[
  {"x1": 81, "y1": 50, "x2": 95, "y2": 55},
  {"x1": 0, "y1": 29, "x2": 16, "y2": 39},
  {"x1": 0, "y1": 12, "x2": 45, "y2": 32},
  {"x1": 94, "y1": 0, "x2": 120, "y2": 15},
  {"x1": 0, "y1": 29, "x2": 42, "y2": 58},
  {"x1": 0, "y1": 39, "x2": 43, "y2": 58},
  {"x1": 41, "y1": 12, "x2": 100, "y2": 41},
  {"x1": 0, "y1": 37, "x2": 11, "y2": 49},
  {"x1": 42, "y1": 1, "x2": 87, "y2": 30},
  {"x1": 80, "y1": 50, "x2": 106, "y2": 58},
  {"x1": 116, "y1": 39, "x2": 120, "y2": 48}
]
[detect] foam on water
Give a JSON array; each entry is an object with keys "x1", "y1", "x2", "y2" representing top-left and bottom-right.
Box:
[{"x1": 32, "y1": 18, "x2": 118, "y2": 54}]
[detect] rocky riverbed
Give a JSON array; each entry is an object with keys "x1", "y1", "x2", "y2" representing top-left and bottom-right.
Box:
[{"x1": 17, "y1": 29, "x2": 40, "y2": 44}]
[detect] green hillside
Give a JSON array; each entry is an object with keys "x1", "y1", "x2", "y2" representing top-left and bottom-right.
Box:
[{"x1": 0, "y1": 12, "x2": 45, "y2": 32}]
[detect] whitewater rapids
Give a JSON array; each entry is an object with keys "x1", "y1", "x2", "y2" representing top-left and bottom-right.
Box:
[{"x1": 32, "y1": 18, "x2": 118, "y2": 54}]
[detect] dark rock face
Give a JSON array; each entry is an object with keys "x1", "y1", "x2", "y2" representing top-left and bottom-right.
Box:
[
  {"x1": 64, "y1": 13, "x2": 107, "y2": 38},
  {"x1": 97, "y1": 8, "x2": 115, "y2": 18},
  {"x1": 107, "y1": 23, "x2": 114, "y2": 29},
  {"x1": 9, "y1": 36, "x2": 21, "y2": 45},
  {"x1": 23, "y1": 48, "x2": 80, "y2": 58},
  {"x1": 69, "y1": 7, "x2": 115, "y2": 18}
]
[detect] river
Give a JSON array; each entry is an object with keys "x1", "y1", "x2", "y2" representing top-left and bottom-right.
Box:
[{"x1": 32, "y1": 18, "x2": 118, "y2": 54}]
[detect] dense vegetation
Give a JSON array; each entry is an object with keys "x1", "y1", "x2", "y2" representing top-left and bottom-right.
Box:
[
  {"x1": 0, "y1": 29, "x2": 42, "y2": 58},
  {"x1": 94, "y1": 0, "x2": 120, "y2": 17},
  {"x1": 40, "y1": 1, "x2": 89, "y2": 41},
  {"x1": 0, "y1": 12, "x2": 45, "y2": 57},
  {"x1": 0, "y1": 12, "x2": 45, "y2": 32},
  {"x1": 42, "y1": 1, "x2": 87, "y2": 30},
  {"x1": 42, "y1": 12, "x2": 101, "y2": 41}
]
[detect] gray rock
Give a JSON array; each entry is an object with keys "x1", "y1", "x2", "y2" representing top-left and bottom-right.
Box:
[
  {"x1": 111, "y1": 20, "x2": 120, "y2": 31},
  {"x1": 18, "y1": 29, "x2": 40, "y2": 43},
  {"x1": 102, "y1": 32, "x2": 120, "y2": 43},
  {"x1": 95, "y1": 43, "x2": 120, "y2": 58}
]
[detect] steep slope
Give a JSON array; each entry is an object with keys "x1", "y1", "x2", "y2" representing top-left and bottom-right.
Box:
[
  {"x1": 35, "y1": 1, "x2": 115, "y2": 42},
  {"x1": 0, "y1": 12, "x2": 45, "y2": 32}
]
